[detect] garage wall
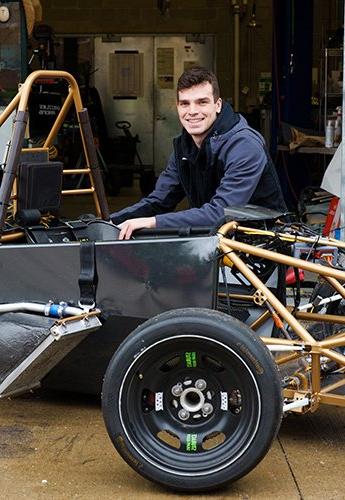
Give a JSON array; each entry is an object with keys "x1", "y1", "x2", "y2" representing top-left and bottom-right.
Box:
[
  {"x1": 39, "y1": 0, "x2": 273, "y2": 108},
  {"x1": 313, "y1": 0, "x2": 343, "y2": 63}
]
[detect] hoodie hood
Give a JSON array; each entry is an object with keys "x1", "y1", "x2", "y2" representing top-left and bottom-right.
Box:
[{"x1": 207, "y1": 101, "x2": 241, "y2": 137}]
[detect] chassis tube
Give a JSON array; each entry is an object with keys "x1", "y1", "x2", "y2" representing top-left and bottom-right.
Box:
[
  {"x1": 0, "y1": 111, "x2": 28, "y2": 236},
  {"x1": 78, "y1": 109, "x2": 109, "y2": 220},
  {"x1": 220, "y1": 243, "x2": 316, "y2": 343}
]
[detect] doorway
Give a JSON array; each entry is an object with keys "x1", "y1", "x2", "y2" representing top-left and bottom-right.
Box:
[{"x1": 94, "y1": 35, "x2": 215, "y2": 174}]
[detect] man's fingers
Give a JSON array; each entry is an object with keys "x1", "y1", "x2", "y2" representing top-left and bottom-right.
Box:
[
  {"x1": 124, "y1": 225, "x2": 133, "y2": 240},
  {"x1": 118, "y1": 217, "x2": 156, "y2": 240},
  {"x1": 119, "y1": 224, "x2": 129, "y2": 240},
  {"x1": 119, "y1": 222, "x2": 133, "y2": 240}
]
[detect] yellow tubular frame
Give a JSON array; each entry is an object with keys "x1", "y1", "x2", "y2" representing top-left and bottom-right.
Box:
[
  {"x1": 217, "y1": 221, "x2": 345, "y2": 412},
  {"x1": 0, "y1": 70, "x2": 109, "y2": 241}
]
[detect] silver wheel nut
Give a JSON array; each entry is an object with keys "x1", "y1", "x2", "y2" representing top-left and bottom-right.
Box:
[
  {"x1": 195, "y1": 379, "x2": 207, "y2": 391},
  {"x1": 202, "y1": 403, "x2": 213, "y2": 415},
  {"x1": 171, "y1": 383, "x2": 183, "y2": 397},
  {"x1": 178, "y1": 409, "x2": 190, "y2": 421}
]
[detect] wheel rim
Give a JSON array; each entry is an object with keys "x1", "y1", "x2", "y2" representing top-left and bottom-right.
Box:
[{"x1": 118, "y1": 334, "x2": 262, "y2": 477}]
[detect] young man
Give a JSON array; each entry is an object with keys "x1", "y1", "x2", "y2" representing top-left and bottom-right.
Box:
[{"x1": 111, "y1": 66, "x2": 286, "y2": 239}]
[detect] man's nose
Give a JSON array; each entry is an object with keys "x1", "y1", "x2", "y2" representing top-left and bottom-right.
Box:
[{"x1": 188, "y1": 103, "x2": 199, "y2": 114}]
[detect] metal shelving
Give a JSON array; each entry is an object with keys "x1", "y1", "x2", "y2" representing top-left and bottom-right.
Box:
[{"x1": 323, "y1": 48, "x2": 343, "y2": 130}]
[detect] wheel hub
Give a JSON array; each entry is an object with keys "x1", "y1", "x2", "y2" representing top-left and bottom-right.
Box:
[
  {"x1": 180, "y1": 387, "x2": 205, "y2": 412},
  {"x1": 171, "y1": 378, "x2": 214, "y2": 421}
]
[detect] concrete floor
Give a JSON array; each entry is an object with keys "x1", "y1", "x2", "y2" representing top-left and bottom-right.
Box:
[{"x1": 1, "y1": 389, "x2": 344, "y2": 500}]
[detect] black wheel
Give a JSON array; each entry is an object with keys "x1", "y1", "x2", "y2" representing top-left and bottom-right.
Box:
[{"x1": 102, "y1": 308, "x2": 282, "y2": 492}]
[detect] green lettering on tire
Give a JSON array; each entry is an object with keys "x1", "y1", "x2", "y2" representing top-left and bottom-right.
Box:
[
  {"x1": 185, "y1": 351, "x2": 197, "y2": 368},
  {"x1": 186, "y1": 434, "x2": 197, "y2": 452}
]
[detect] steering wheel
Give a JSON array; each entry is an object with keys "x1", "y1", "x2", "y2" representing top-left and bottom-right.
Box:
[{"x1": 115, "y1": 121, "x2": 131, "y2": 130}]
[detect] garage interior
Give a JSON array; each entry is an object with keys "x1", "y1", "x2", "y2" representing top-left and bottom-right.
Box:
[
  {"x1": 0, "y1": 0, "x2": 344, "y2": 227},
  {"x1": 1, "y1": 1, "x2": 345, "y2": 499}
]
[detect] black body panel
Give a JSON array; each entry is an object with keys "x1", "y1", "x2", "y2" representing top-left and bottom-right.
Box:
[{"x1": 0, "y1": 236, "x2": 218, "y2": 393}]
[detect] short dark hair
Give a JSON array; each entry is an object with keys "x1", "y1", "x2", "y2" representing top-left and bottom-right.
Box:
[{"x1": 177, "y1": 66, "x2": 220, "y2": 101}]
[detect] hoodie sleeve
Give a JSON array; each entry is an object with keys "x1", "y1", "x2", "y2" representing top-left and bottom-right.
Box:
[
  {"x1": 110, "y1": 152, "x2": 185, "y2": 225},
  {"x1": 155, "y1": 131, "x2": 267, "y2": 228}
]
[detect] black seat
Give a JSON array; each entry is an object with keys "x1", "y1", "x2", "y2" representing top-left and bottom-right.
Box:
[
  {"x1": 224, "y1": 204, "x2": 287, "y2": 222},
  {"x1": 84, "y1": 220, "x2": 121, "y2": 241}
]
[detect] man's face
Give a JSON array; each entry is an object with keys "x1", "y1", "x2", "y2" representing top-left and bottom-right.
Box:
[{"x1": 177, "y1": 82, "x2": 222, "y2": 146}]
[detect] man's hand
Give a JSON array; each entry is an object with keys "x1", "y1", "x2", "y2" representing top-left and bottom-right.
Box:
[{"x1": 118, "y1": 217, "x2": 156, "y2": 240}]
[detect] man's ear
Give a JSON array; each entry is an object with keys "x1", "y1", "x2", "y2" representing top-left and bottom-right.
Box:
[{"x1": 216, "y1": 98, "x2": 222, "y2": 113}]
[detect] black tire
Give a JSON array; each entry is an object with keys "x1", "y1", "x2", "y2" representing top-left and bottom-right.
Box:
[{"x1": 102, "y1": 308, "x2": 282, "y2": 492}]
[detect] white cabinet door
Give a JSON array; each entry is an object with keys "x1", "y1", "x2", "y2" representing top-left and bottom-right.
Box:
[{"x1": 94, "y1": 36, "x2": 154, "y2": 166}]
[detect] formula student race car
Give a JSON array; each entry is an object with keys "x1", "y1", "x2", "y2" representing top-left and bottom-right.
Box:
[{"x1": 1, "y1": 71, "x2": 345, "y2": 492}]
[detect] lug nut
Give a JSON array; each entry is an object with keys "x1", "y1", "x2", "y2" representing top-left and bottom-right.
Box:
[
  {"x1": 171, "y1": 383, "x2": 183, "y2": 397},
  {"x1": 178, "y1": 409, "x2": 190, "y2": 421},
  {"x1": 195, "y1": 379, "x2": 207, "y2": 391},
  {"x1": 202, "y1": 403, "x2": 213, "y2": 416}
]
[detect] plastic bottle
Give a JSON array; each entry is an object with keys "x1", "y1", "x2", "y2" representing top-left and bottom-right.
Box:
[
  {"x1": 334, "y1": 106, "x2": 342, "y2": 146},
  {"x1": 325, "y1": 120, "x2": 335, "y2": 148}
]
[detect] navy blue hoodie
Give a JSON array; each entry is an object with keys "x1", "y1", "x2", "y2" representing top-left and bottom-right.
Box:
[{"x1": 110, "y1": 102, "x2": 286, "y2": 227}]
